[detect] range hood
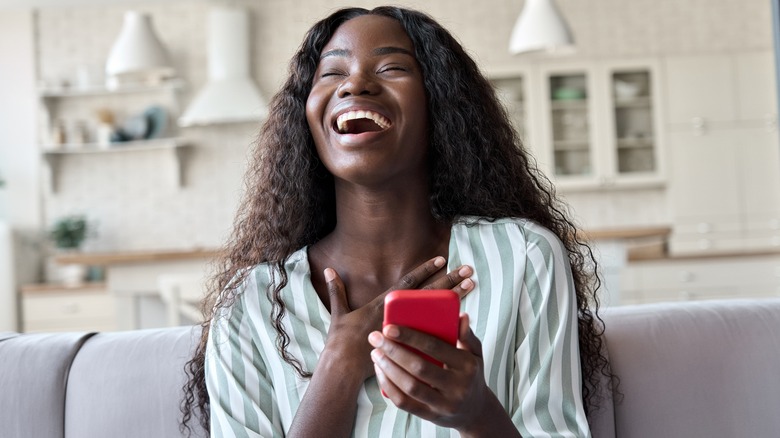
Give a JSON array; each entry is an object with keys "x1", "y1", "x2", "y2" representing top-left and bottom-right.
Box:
[{"x1": 179, "y1": 7, "x2": 268, "y2": 127}]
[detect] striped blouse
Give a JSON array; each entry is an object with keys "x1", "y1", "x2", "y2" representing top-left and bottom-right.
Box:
[{"x1": 205, "y1": 217, "x2": 591, "y2": 437}]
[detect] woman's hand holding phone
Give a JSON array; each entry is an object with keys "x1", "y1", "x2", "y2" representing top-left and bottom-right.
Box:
[{"x1": 369, "y1": 312, "x2": 494, "y2": 433}]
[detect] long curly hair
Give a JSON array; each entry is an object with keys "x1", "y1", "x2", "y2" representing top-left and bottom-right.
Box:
[{"x1": 181, "y1": 6, "x2": 613, "y2": 435}]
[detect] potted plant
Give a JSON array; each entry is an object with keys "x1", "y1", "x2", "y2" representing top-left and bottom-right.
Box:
[
  {"x1": 50, "y1": 215, "x2": 88, "y2": 250},
  {"x1": 48, "y1": 215, "x2": 90, "y2": 286}
]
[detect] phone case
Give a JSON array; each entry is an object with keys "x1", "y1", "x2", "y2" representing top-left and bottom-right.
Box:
[{"x1": 383, "y1": 289, "x2": 460, "y2": 367}]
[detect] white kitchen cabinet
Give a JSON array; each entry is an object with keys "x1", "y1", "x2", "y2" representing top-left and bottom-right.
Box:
[
  {"x1": 21, "y1": 282, "x2": 117, "y2": 332},
  {"x1": 620, "y1": 254, "x2": 780, "y2": 305},
  {"x1": 664, "y1": 55, "x2": 737, "y2": 128},
  {"x1": 734, "y1": 51, "x2": 779, "y2": 125},
  {"x1": 536, "y1": 59, "x2": 664, "y2": 191},
  {"x1": 665, "y1": 51, "x2": 780, "y2": 255}
]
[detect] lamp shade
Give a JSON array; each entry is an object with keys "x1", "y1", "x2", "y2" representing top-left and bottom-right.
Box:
[
  {"x1": 105, "y1": 11, "x2": 174, "y2": 85},
  {"x1": 509, "y1": 0, "x2": 574, "y2": 55}
]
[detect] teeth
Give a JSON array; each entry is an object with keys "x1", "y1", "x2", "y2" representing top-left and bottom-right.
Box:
[{"x1": 336, "y1": 110, "x2": 391, "y2": 133}]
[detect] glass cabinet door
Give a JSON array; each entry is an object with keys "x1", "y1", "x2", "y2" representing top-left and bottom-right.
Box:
[
  {"x1": 491, "y1": 76, "x2": 526, "y2": 139},
  {"x1": 611, "y1": 70, "x2": 656, "y2": 174},
  {"x1": 548, "y1": 73, "x2": 591, "y2": 177}
]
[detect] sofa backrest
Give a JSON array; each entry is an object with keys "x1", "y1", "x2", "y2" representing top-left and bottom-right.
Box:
[
  {"x1": 599, "y1": 298, "x2": 780, "y2": 438},
  {"x1": 64, "y1": 325, "x2": 207, "y2": 438},
  {"x1": 0, "y1": 331, "x2": 94, "y2": 438}
]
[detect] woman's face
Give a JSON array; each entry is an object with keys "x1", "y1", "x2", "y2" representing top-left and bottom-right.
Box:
[{"x1": 306, "y1": 15, "x2": 429, "y2": 187}]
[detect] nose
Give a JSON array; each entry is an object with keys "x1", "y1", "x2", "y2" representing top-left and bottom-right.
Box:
[{"x1": 337, "y1": 71, "x2": 380, "y2": 97}]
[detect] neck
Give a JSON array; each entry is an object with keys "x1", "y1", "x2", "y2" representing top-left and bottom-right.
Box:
[{"x1": 317, "y1": 176, "x2": 450, "y2": 288}]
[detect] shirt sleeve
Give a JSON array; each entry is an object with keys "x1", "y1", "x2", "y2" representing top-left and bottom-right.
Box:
[
  {"x1": 510, "y1": 223, "x2": 591, "y2": 437},
  {"x1": 205, "y1": 286, "x2": 284, "y2": 438}
]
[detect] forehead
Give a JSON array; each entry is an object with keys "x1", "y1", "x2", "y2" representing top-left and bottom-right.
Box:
[{"x1": 322, "y1": 15, "x2": 415, "y2": 54}]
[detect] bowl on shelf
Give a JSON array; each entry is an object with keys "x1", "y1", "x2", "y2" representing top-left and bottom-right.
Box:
[
  {"x1": 552, "y1": 87, "x2": 586, "y2": 100},
  {"x1": 614, "y1": 80, "x2": 643, "y2": 99}
]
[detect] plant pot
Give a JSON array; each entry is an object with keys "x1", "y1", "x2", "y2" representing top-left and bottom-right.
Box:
[{"x1": 60, "y1": 264, "x2": 87, "y2": 287}]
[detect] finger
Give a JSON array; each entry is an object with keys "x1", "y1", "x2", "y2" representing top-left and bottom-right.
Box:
[
  {"x1": 373, "y1": 363, "x2": 432, "y2": 416},
  {"x1": 378, "y1": 326, "x2": 458, "y2": 391},
  {"x1": 389, "y1": 256, "x2": 447, "y2": 292},
  {"x1": 422, "y1": 265, "x2": 475, "y2": 299},
  {"x1": 371, "y1": 345, "x2": 443, "y2": 406},
  {"x1": 455, "y1": 313, "x2": 483, "y2": 358},
  {"x1": 324, "y1": 268, "x2": 349, "y2": 315}
]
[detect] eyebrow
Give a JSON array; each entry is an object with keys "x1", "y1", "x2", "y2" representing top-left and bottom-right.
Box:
[{"x1": 320, "y1": 46, "x2": 415, "y2": 60}]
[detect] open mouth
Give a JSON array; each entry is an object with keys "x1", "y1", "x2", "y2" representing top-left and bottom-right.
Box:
[{"x1": 334, "y1": 110, "x2": 391, "y2": 134}]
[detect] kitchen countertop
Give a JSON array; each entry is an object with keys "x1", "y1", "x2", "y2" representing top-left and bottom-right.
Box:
[
  {"x1": 54, "y1": 226, "x2": 675, "y2": 266},
  {"x1": 55, "y1": 248, "x2": 220, "y2": 266}
]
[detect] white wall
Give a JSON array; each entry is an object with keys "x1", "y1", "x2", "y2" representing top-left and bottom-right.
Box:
[
  {"x1": 0, "y1": 7, "x2": 39, "y2": 331},
  {"x1": 4, "y1": 0, "x2": 777, "y2": 256}
]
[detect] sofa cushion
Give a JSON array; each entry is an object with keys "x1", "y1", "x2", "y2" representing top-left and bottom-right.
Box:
[
  {"x1": 601, "y1": 298, "x2": 780, "y2": 438},
  {"x1": 0, "y1": 332, "x2": 94, "y2": 438},
  {"x1": 64, "y1": 325, "x2": 207, "y2": 438}
]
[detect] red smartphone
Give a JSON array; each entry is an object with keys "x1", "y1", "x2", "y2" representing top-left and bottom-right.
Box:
[{"x1": 382, "y1": 289, "x2": 460, "y2": 367}]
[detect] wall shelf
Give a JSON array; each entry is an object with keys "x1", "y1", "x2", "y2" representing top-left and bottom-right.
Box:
[
  {"x1": 39, "y1": 79, "x2": 184, "y2": 99},
  {"x1": 43, "y1": 138, "x2": 191, "y2": 193}
]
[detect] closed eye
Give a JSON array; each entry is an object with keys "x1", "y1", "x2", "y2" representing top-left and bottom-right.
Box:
[
  {"x1": 378, "y1": 65, "x2": 409, "y2": 74},
  {"x1": 321, "y1": 70, "x2": 346, "y2": 78}
]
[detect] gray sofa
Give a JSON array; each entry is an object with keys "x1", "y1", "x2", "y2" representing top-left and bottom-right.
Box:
[{"x1": 1, "y1": 298, "x2": 779, "y2": 438}]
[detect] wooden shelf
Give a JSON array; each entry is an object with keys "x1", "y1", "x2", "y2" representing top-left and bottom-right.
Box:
[
  {"x1": 21, "y1": 282, "x2": 107, "y2": 295},
  {"x1": 54, "y1": 248, "x2": 219, "y2": 266}
]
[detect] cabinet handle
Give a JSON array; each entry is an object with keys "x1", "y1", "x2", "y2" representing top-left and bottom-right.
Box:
[
  {"x1": 62, "y1": 303, "x2": 80, "y2": 314},
  {"x1": 679, "y1": 271, "x2": 695, "y2": 283},
  {"x1": 691, "y1": 117, "x2": 707, "y2": 136},
  {"x1": 766, "y1": 113, "x2": 778, "y2": 132}
]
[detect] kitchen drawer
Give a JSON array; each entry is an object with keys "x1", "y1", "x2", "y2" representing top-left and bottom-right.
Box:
[
  {"x1": 22, "y1": 286, "x2": 117, "y2": 332},
  {"x1": 669, "y1": 234, "x2": 744, "y2": 255},
  {"x1": 673, "y1": 219, "x2": 741, "y2": 235},
  {"x1": 644, "y1": 286, "x2": 741, "y2": 303},
  {"x1": 635, "y1": 257, "x2": 779, "y2": 289}
]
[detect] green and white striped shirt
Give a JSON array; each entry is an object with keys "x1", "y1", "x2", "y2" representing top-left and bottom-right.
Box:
[{"x1": 206, "y1": 217, "x2": 591, "y2": 437}]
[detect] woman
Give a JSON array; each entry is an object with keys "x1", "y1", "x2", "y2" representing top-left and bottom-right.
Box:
[{"x1": 182, "y1": 6, "x2": 610, "y2": 437}]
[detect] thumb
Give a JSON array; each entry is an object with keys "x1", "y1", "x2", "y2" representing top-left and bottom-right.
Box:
[
  {"x1": 456, "y1": 313, "x2": 482, "y2": 357},
  {"x1": 324, "y1": 268, "x2": 349, "y2": 315}
]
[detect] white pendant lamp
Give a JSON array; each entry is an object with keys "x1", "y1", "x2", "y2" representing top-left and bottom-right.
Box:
[
  {"x1": 509, "y1": 0, "x2": 575, "y2": 55},
  {"x1": 178, "y1": 7, "x2": 268, "y2": 127},
  {"x1": 105, "y1": 11, "x2": 175, "y2": 87}
]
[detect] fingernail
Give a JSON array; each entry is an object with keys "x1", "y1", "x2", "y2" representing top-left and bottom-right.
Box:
[
  {"x1": 370, "y1": 349, "x2": 382, "y2": 362},
  {"x1": 383, "y1": 325, "x2": 400, "y2": 338},
  {"x1": 368, "y1": 331, "x2": 383, "y2": 347},
  {"x1": 458, "y1": 265, "x2": 472, "y2": 277},
  {"x1": 324, "y1": 268, "x2": 335, "y2": 282},
  {"x1": 433, "y1": 256, "x2": 445, "y2": 268},
  {"x1": 461, "y1": 278, "x2": 473, "y2": 290}
]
